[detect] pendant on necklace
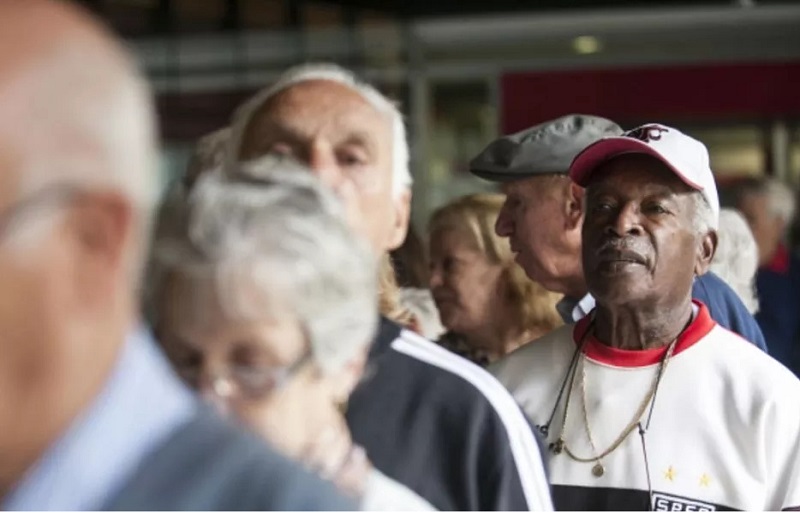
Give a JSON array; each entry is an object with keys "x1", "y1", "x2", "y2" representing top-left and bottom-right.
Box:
[
  {"x1": 592, "y1": 462, "x2": 605, "y2": 477},
  {"x1": 549, "y1": 438, "x2": 564, "y2": 455}
]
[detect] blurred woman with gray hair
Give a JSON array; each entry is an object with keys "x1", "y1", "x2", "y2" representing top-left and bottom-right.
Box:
[
  {"x1": 709, "y1": 208, "x2": 760, "y2": 314},
  {"x1": 147, "y1": 157, "x2": 433, "y2": 510}
]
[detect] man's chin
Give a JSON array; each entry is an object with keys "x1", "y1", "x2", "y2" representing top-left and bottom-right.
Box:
[
  {"x1": 590, "y1": 282, "x2": 651, "y2": 307},
  {"x1": 517, "y1": 257, "x2": 562, "y2": 294}
]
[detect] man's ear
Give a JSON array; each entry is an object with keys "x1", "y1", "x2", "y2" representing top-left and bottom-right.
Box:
[
  {"x1": 565, "y1": 182, "x2": 585, "y2": 230},
  {"x1": 68, "y1": 191, "x2": 133, "y2": 306},
  {"x1": 694, "y1": 230, "x2": 718, "y2": 276},
  {"x1": 386, "y1": 189, "x2": 411, "y2": 251}
]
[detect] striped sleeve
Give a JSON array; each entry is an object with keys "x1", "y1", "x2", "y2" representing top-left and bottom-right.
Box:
[{"x1": 392, "y1": 329, "x2": 554, "y2": 511}]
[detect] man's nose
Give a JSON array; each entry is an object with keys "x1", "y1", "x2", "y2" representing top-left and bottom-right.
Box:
[
  {"x1": 495, "y1": 205, "x2": 514, "y2": 237},
  {"x1": 604, "y1": 203, "x2": 643, "y2": 237},
  {"x1": 306, "y1": 145, "x2": 345, "y2": 191}
]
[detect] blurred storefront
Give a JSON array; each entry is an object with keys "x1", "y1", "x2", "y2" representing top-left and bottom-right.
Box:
[{"x1": 79, "y1": 0, "x2": 800, "y2": 228}]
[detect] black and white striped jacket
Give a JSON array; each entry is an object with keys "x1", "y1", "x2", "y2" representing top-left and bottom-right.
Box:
[{"x1": 346, "y1": 317, "x2": 553, "y2": 511}]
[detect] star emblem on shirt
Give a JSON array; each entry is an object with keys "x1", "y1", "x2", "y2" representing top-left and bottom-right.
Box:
[
  {"x1": 664, "y1": 466, "x2": 676, "y2": 481},
  {"x1": 699, "y1": 473, "x2": 711, "y2": 487}
]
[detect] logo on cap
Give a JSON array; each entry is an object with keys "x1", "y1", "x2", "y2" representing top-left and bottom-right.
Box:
[{"x1": 626, "y1": 124, "x2": 669, "y2": 143}]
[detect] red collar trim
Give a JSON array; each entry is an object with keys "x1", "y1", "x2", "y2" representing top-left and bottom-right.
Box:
[
  {"x1": 572, "y1": 300, "x2": 715, "y2": 367},
  {"x1": 764, "y1": 243, "x2": 790, "y2": 274}
]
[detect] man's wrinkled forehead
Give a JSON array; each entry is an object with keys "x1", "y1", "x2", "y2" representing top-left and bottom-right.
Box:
[{"x1": 238, "y1": 79, "x2": 391, "y2": 159}]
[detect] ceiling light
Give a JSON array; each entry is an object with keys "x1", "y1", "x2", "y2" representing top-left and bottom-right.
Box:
[{"x1": 573, "y1": 35, "x2": 602, "y2": 55}]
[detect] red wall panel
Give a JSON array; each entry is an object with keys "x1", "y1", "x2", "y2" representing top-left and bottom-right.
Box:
[{"x1": 501, "y1": 61, "x2": 800, "y2": 133}]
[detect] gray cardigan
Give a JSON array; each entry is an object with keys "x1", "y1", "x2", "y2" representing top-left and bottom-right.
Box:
[{"x1": 104, "y1": 410, "x2": 356, "y2": 511}]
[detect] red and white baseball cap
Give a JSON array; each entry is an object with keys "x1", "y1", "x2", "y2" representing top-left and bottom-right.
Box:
[{"x1": 569, "y1": 123, "x2": 720, "y2": 229}]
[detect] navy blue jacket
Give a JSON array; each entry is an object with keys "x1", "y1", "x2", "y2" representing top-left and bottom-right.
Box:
[
  {"x1": 754, "y1": 246, "x2": 800, "y2": 376},
  {"x1": 693, "y1": 271, "x2": 768, "y2": 352},
  {"x1": 346, "y1": 317, "x2": 553, "y2": 511}
]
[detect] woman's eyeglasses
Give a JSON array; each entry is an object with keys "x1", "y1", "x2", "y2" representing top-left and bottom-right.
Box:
[{"x1": 177, "y1": 350, "x2": 314, "y2": 400}]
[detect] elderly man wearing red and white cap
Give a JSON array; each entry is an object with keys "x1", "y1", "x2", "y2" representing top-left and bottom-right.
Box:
[{"x1": 492, "y1": 124, "x2": 800, "y2": 511}]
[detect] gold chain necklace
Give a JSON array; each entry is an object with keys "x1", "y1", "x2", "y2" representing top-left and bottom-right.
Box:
[{"x1": 552, "y1": 334, "x2": 679, "y2": 478}]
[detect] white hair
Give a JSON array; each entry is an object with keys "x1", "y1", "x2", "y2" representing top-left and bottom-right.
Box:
[
  {"x1": 693, "y1": 192, "x2": 717, "y2": 237},
  {"x1": 147, "y1": 157, "x2": 378, "y2": 374},
  {"x1": 764, "y1": 179, "x2": 796, "y2": 225},
  {"x1": 0, "y1": 40, "x2": 158, "y2": 245},
  {"x1": 710, "y1": 208, "x2": 760, "y2": 314},
  {"x1": 228, "y1": 63, "x2": 411, "y2": 197},
  {"x1": 735, "y1": 177, "x2": 797, "y2": 225}
]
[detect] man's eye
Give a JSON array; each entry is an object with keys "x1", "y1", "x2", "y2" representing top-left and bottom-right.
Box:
[
  {"x1": 268, "y1": 143, "x2": 293, "y2": 157},
  {"x1": 338, "y1": 150, "x2": 367, "y2": 167},
  {"x1": 590, "y1": 202, "x2": 614, "y2": 214},
  {"x1": 645, "y1": 204, "x2": 668, "y2": 215}
]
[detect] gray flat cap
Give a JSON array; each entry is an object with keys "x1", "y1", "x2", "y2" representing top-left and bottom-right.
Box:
[{"x1": 469, "y1": 114, "x2": 622, "y2": 182}]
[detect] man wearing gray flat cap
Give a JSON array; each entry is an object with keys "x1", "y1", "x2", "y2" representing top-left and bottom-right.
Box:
[{"x1": 470, "y1": 114, "x2": 767, "y2": 350}]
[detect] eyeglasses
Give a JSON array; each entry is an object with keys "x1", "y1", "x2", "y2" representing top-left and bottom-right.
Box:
[
  {"x1": 0, "y1": 183, "x2": 81, "y2": 242},
  {"x1": 177, "y1": 350, "x2": 314, "y2": 401}
]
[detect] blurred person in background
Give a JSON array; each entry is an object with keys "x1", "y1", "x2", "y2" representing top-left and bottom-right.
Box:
[
  {"x1": 148, "y1": 160, "x2": 433, "y2": 510},
  {"x1": 709, "y1": 208, "x2": 759, "y2": 314},
  {"x1": 391, "y1": 227, "x2": 445, "y2": 340},
  {"x1": 226, "y1": 63, "x2": 553, "y2": 510},
  {"x1": 392, "y1": 226, "x2": 430, "y2": 289},
  {"x1": 732, "y1": 177, "x2": 800, "y2": 376},
  {"x1": 791, "y1": 188, "x2": 800, "y2": 255},
  {"x1": 376, "y1": 253, "x2": 419, "y2": 331},
  {"x1": 0, "y1": 0, "x2": 353, "y2": 510},
  {"x1": 429, "y1": 194, "x2": 562, "y2": 366},
  {"x1": 470, "y1": 114, "x2": 768, "y2": 351}
]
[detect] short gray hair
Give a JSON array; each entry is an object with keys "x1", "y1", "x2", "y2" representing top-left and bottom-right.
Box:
[
  {"x1": 710, "y1": 208, "x2": 759, "y2": 314},
  {"x1": 148, "y1": 157, "x2": 378, "y2": 374},
  {"x1": 228, "y1": 63, "x2": 411, "y2": 196},
  {"x1": 732, "y1": 177, "x2": 797, "y2": 226},
  {"x1": 693, "y1": 191, "x2": 717, "y2": 236}
]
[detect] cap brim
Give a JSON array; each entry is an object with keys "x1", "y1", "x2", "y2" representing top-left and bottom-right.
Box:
[
  {"x1": 569, "y1": 138, "x2": 702, "y2": 191},
  {"x1": 469, "y1": 167, "x2": 553, "y2": 183}
]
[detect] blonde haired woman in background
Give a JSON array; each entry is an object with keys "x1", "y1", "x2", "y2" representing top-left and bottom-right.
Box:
[{"x1": 428, "y1": 194, "x2": 563, "y2": 366}]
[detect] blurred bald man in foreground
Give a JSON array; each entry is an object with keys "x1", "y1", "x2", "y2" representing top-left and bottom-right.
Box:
[{"x1": 0, "y1": 1, "x2": 353, "y2": 509}]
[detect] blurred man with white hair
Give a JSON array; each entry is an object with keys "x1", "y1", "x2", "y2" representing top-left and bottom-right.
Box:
[
  {"x1": 733, "y1": 177, "x2": 800, "y2": 377},
  {"x1": 225, "y1": 64, "x2": 553, "y2": 511},
  {"x1": 0, "y1": 0, "x2": 355, "y2": 509}
]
